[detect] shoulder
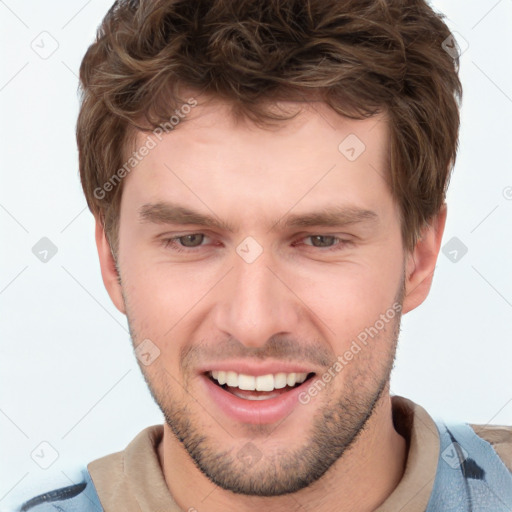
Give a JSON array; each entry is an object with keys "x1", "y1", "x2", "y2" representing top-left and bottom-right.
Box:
[
  {"x1": 469, "y1": 423, "x2": 512, "y2": 472},
  {"x1": 12, "y1": 469, "x2": 101, "y2": 512}
]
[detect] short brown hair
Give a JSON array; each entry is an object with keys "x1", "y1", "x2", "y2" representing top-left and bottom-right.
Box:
[{"x1": 77, "y1": 0, "x2": 462, "y2": 254}]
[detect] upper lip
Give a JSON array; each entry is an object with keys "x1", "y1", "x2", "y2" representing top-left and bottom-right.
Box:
[{"x1": 198, "y1": 360, "x2": 318, "y2": 377}]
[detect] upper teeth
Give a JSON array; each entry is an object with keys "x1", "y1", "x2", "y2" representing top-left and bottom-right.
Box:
[{"x1": 210, "y1": 371, "x2": 309, "y2": 391}]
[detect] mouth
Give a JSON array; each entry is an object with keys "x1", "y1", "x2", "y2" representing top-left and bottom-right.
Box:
[
  {"x1": 198, "y1": 360, "x2": 320, "y2": 424},
  {"x1": 207, "y1": 370, "x2": 316, "y2": 401}
]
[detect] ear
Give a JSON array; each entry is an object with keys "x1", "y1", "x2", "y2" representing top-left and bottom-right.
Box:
[
  {"x1": 95, "y1": 217, "x2": 126, "y2": 314},
  {"x1": 402, "y1": 204, "x2": 447, "y2": 314}
]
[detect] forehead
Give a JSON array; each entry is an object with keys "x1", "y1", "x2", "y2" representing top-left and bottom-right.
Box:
[
  {"x1": 121, "y1": 98, "x2": 392, "y2": 224},
  {"x1": 130, "y1": 97, "x2": 389, "y2": 162}
]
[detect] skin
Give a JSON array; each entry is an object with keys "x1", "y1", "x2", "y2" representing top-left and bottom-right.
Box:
[{"x1": 96, "y1": 97, "x2": 446, "y2": 511}]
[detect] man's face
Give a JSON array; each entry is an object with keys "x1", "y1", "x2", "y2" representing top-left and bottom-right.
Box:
[{"x1": 115, "y1": 99, "x2": 407, "y2": 495}]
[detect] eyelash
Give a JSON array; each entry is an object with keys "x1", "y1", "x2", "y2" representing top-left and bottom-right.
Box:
[{"x1": 161, "y1": 234, "x2": 352, "y2": 253}]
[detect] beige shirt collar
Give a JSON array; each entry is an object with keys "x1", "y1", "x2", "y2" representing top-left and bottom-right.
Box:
[{"x1": 88, "y1": 395, "x2": 440, "y2": 512}]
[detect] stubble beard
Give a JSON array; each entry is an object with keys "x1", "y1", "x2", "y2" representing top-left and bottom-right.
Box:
[{"x1": 126, "y1": 283, "x2": 404, "y2": 496}]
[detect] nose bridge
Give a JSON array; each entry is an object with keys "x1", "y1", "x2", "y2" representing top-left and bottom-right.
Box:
[{"x1": 214, "y1": 250, "x2": 297, "y2": 347}]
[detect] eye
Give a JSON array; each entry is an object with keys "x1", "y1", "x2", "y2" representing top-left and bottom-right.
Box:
[
  {"x1": 162, "y1": 233, "x2": 210, "y2": 251},
  {"x1": 177, "y1": 233, "x2": 205, "y2": 247},
  {"x1": 293, "y1": 234, "x2": 353, "y2": 252},
  {"x1": 305, "y1": 235, "x2": 338, "y2": 248}
]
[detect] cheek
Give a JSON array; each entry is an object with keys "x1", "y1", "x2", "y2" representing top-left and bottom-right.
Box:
[
  {"x1": 120, "y1": 253, "x2": 221, "y2": 339},
  {"x1": 308, "y1": 272, "x2": 401, "y2": 392},
  {"x1": 290, "y1": 254, "x2": 403, "y2": 347}
]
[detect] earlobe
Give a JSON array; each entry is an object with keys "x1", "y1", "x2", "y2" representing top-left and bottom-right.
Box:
[
  {"x1": 95, "y1": 217, "x2": 126, "y2": 314},
  {"x1": 402, "y1": 204, "x2": 447, "y2": 314}
]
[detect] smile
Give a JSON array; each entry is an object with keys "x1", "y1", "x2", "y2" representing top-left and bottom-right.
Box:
[
  {"x1": 210, "y1": 370, "x2": 309, "y2": 392},
  {"x1": 203, "y1": 369, "x2": 316, "y2": 423}
]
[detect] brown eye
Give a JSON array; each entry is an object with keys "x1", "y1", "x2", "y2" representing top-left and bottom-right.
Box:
[
  {"x1": 178, "y1": 234, "x2": 205, "y2": 247},
  {"x1": 308, "y1": 235, "x2": 337, "y2": 247}
]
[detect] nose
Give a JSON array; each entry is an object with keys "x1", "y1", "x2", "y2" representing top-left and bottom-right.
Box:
[{"x1": 213, "y1": 248, "x2": 300, "y2": 348}]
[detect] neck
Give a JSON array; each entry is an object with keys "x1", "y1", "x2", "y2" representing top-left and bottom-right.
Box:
[{"x1": 158, "y1": 390, "x2": 406, "y2": 512}]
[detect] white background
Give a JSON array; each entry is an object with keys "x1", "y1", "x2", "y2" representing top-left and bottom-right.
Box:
[{"x1": 1, "y1": 0, "x2": 511, "y2": 509}]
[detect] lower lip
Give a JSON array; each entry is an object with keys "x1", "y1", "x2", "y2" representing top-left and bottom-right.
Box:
[{"x1": 201, "y1": 374, "x2": 312, "y2": 424}]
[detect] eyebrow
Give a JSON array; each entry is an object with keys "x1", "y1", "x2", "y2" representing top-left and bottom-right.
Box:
[{"x1": 138, "y1": 201, "x2": 379, "y2": 232}]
